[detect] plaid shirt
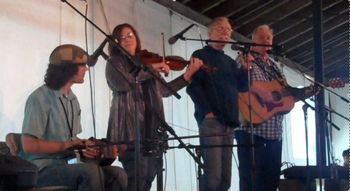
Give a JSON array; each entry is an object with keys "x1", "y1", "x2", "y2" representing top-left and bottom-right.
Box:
[{"x1": 237, "y1": 53, "x2": 284, "y2": 140}]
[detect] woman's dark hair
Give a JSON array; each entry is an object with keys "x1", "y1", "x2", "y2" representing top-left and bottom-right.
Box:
[
  {"x1": 108, "y1": 23, "x2": 141, "y2": 56},
  {"x1": 44, "y1": 63, "x2": 78, "y2": 90}
]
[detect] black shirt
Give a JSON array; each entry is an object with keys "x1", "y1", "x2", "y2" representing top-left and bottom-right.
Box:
[{"x1": 186, "y1": 45, "x2": 248, "y2": 127}]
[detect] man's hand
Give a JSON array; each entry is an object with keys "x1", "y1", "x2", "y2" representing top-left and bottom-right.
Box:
[
  {"x1": 205, "y1": 112, "x2": 215, "y2": 119},
  {"x1": 239, "y1": 53, "x2": 254, "y2": 70},
  {"x1": 78, "y1": 139, "x2": 100, "y2": 159},
  {"x1": 183, "y1": 57, "x2": 204, "y2": 81}
]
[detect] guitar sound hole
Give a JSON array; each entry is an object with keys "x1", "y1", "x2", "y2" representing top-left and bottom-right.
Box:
[{"x1": 271, "y1": 91, "x2": 282, "y2": 101}]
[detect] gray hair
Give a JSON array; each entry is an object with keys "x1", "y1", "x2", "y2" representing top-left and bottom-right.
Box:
[
  {"x1": 251, "y1": 25, "x2": 273, "y2": 40},
  {"x1": 208, "y1": 17, "x2": 232, "y2": 34}
]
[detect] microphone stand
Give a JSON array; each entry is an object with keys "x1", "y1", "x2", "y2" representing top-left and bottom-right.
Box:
[
  {"x1": 269, "y1": 56, "x2": 349, "y2": 185},
  {"x1": 302, "y1": 103, "x2": 313, "y2": 190},
  {"x1": 60, "y1": 0, "x2": 180, "y2": 99},
  {"x1": 180, "y1": 37, "x2": 278, "y2": 50},
  {"x1": 269, "y1": 57, "x2": 349, "y2": 124},
  {"x1": 239, "y1": 44, "x2": 257, "y2": 191},
  {"x1": 180, "y1": 37, "x2": 279, "y2": 191},
  {"x1": 271, "y1": 56, "x2": 348, "y2": 104},
  {"x1": 302, "y1": 104, "x2": 310, "y2": 167},
  {"x1": 142, "y1": 103, "x2": 204, "y2": 191},
  {"x1": 60, "y1": 1, "x2": 182, "y2": 191}
]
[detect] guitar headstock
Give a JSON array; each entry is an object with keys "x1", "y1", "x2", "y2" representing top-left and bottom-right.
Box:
[{"x1": 326, "y1": 78, "x2": 345, "y2": 88}]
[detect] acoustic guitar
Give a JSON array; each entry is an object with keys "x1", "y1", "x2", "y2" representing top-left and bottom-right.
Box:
[{"x1": 238, "y1": 78, "x2": 345, "y2": 124}]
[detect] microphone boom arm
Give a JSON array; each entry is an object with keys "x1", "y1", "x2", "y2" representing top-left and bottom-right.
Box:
[{"x1": 61, "y1": 0, "x2": 181, "y2": 99}]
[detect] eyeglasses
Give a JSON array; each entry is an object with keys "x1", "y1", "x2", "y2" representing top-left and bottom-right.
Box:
[
  {"x1": 214, "y1": 26, "x2": 233, "y2": 33},
  {"x1": 118, "y1": 32, "x2": 135, "y2": 41}
]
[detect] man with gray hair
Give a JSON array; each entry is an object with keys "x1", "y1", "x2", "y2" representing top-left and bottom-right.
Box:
[
  {"x1": 235, "y1": 25, "x2": 317, "y2": 191},
  {"x1": 21, "y1": 44, "x2": 127, "y2": 191},
  {"x1": 187, "y1": 17, "x2": 250, "y2": 191}
]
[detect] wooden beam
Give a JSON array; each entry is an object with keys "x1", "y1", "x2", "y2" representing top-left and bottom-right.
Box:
[
  {"x1": 300, "y1": 41, "x2": 347, "y2": 68},
  {"x1": 205, "y1": 0, "x2": 258, "y2": 18},
  {"x1": 151, "y1": 0, "x2": 211, "y2": 26},
  {"x1": 283, "y1": 15, "x2": 347, "y2": 53},
  {"x1": 287, "y1": 27, "x2": 348, "y2": 60},
  {"x1": 201, "y1": 0, "x2": 227, "y2": 14},
  {"x1": 271, "y1": 0, "x2": 345, "y2": 38},
  {"x1": 296, "y1": 37, "x2": 347, "y2": 65}
]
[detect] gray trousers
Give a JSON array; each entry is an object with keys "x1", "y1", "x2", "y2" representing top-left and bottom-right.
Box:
[{"x1": 199, "y1": 118, "x2": 234, "y2": 191}]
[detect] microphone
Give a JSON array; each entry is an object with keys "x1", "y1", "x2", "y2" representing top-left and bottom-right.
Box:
[
  {"x1": 302, "y1": 103, "x2": 309, "y2": 112},
  {"x1": 168, "y1": 24, "x2": 196, "y2": 45},
  {"x1": 231, "y1": 43, "x2": 247, "y2": 52},
  {"x1": 87, "y1": 37, "x2": 109, "y2": 67}
]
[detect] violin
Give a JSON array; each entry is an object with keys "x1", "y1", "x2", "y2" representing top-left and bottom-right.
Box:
[
  {"x1": 139, "y1": 49, "x2": 188, "y2": 71},
  {"x1": 138, "y1": 49, "x2": 216, "y2": 74}
]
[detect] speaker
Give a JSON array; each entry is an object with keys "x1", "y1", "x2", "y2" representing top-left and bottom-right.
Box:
[
  {"x1": 279, "y1": 179, "x2": 316, "y2": 191},
  {"x1": 282, "y1": 165, "x2": 348, "y2": 179},
  {"x1": 324, "y1": 179, "x2": 349, "y2": 191},
  {"x1": 0, "y1": 155, "x2": 38, "y2": 190}
]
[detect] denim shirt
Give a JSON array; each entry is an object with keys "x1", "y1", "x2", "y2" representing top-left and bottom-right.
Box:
[{"x1": 22, "y1": 85, "x2": 81, "y2": 170}]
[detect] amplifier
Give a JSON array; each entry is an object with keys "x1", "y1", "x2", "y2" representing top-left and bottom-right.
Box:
[
  {"x1": 279, "y1": 179, "x2": 316, "y2": 191},
  {"x1": 282, "y1": 165, "x2": 348, "y2": 179}
]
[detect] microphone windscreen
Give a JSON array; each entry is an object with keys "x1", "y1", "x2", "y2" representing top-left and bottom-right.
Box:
[{"x1": 168, "y1": 37, "x2": 177, "y2": 45}]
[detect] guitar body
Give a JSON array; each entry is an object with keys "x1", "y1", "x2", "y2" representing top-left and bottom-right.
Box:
[
  {"x1": 239, "y1": 80, "x2": 295, "y2": 124},
  {"x1": 239, "y1": 77, "x2": 344, "y2": 124}
]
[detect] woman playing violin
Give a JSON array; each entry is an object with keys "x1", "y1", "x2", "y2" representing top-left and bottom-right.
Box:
[{"x1": 105, "y1": 23, "x2": 203, "y2": 191}]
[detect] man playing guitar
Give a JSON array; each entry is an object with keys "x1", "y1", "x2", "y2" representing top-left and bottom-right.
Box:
[{"x1": 234, "y1": 25, "x2": 318, "y2": 191}]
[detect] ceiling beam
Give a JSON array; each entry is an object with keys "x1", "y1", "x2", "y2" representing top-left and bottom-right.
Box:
[
  {"x1": 271, "y1": 0, "x2": 345, "y2": 38},
  {"x1": 296, "y1": 36, "x2": 347, "y2": 65},
  {"x1": 181, "y1": 0, "x2": 191, "y2": 4},
  {"x1": 236, "y1": 0, "x2": 310, "y2": 35},
  {"x1": 151, "y1": 0, "x2": 211, "y2": 26},
  {"x1": 201, "y1": 0, "x2": 227, "y2": 14},
  {"x1": 233, "y1": 0, "x2": 280, "y2": 29},
  {"x1": 300, "y1": 42, "x2": 347, "y2": 69},
  {"x1": 205, "y1": 0, "x2": 258, "y2": 19},
  {"x1": 283, "y1": 14, "x2": 347, "y2": 54},
  {"x1": 287, "y1": 27, "x2": 348, "y2": 60},
  {"x1": 184, "y1": 0, "x2": 225, "y2": 14}
]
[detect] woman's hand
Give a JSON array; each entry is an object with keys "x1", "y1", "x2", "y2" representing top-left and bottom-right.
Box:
[
  {"x1": 151, "y1": 62, "x2": 170, "y2": 76},
  {"x1": 183, "y1": 57, "x2": 204, "y2": 81}
]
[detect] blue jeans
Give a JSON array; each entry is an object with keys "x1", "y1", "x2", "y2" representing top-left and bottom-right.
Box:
[
  {"x1": 37, "y1": 163, "x2": 127, "y2": 191},
  {"x1": 199, "y1": 118, "x2": 234, "y2": 191},
  {"x1": 235, "y1": 130, "x2": 282, "y2": 191}
]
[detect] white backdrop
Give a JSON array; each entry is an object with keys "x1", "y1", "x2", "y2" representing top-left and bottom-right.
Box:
[{"x1": 0, "y1": 0, "x2": 348, "y2": 190}]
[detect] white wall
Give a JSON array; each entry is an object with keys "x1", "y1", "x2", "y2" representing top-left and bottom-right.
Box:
[
  {"x1": 0, "y1": 0, "x2": 348, "y2": 190},
  {"x1": 0, "y1": 0, "x2": 227, "y2": 190},
  {"x1": 328, "y1": 85, "x2": 349, "y2": 164}
]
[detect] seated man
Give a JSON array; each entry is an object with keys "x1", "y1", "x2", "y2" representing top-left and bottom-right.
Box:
[{"x1": 21, "y1": 44, "x2": 127, "y2": 191}]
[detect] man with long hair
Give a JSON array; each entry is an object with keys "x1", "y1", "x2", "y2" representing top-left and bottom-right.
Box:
[{"x1": 21, "y1": 44, "x2": 127, "y2": 190}]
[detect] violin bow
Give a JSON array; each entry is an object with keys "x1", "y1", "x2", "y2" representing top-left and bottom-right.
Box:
[{"x1": 161, "y1": 32, "x2": 169, "y2": 77}]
